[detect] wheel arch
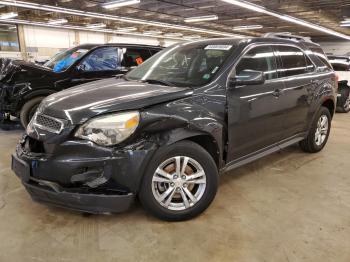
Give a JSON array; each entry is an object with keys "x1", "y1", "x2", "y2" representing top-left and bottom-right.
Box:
[
  {"x1": 322, "y1": 98, "x2": 335, "y2": 118},
  {"x1": 22, "y1": 88, "x2": 56, "y2": 101},
  {"x1": 181, "y1": 134, "x2": 221, "y2": 169}
]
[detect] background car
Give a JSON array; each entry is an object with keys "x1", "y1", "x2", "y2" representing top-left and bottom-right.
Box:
[
  {"x1": 0, "y1": 43, "x2": 162, "y2": 127},
  {"x1": 328, "y1": 55, "x2": 350, "y2": 113}
]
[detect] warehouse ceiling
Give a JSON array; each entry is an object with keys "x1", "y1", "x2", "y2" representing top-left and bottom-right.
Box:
[{"x1": 0, "y1": 0, "x2": 350, "y2": 41}]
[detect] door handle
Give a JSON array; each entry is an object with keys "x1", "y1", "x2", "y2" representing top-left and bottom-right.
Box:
[{"x1": 272, "y1": 89, "x2": 282, "y2": 97}]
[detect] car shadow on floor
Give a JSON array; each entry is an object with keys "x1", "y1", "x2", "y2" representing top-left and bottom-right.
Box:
[
  {"x1": 37, "y1": 144, "x2": 313, "y2": 223},
  {"x1": 0, "y1": 119, "x2": 24, "y2": 131}
]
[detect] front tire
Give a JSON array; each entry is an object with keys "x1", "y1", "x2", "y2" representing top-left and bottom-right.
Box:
[
  {"x1": 20, "y1": 97, "x2": 45, "y2": 128},
  {"x1": 139, "y1": 141, "x2": 218, "y2": 221},
  {"x1": 299, "y1": 106, "x2": 331, "y2": 153}
]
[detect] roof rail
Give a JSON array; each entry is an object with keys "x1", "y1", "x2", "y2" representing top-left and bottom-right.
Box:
[{"x1": 263, "y1": 32, "x2": 313, "y2": 43}]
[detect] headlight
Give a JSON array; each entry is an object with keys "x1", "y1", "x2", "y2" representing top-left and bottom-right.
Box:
[{"x1": 75, "y1": 111, "x2": 140, "y2": 146}]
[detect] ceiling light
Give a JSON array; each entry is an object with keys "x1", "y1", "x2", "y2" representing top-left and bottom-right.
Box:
[
  {"x1": 48, "y1": 18, "x2": 68, "y2": 25},
  {"x1": 0, "y1": 12, "x2": 17, "y2": 19},
  {"x1": 233, "y1": 25, "x2": 263, "y2": 30},
  {"x1": 86, "y1": 23, "x2": 106, "y2": 28},
  {"x1": 0, "y1": 18, "x2": 186, "y2": 41},
  {"x1": 164, "y1": 32, "x2": 183, "y2": 37},
  {"x1": 184, "y1": 35, "x2": 202, "y2": 39},
  {"x1": 143, "y1": 30, "x2": 162, "y2": 35},
  {"x1": 102, "y1": 0, "x2": 140, "y2": 9},
  {"x1": 184, "y1": 15, "x2": 218, "y2": 23},
  {"x1": 198, "y1": 5, "x2": 216, "y2": 9},
  {"x1": 0, "y1": 0, "x2": 243, "y2": 38},
  {"x1": 221, "y1": 0, "x2": 350, "y2": 40},
  {"x1": 340, "y1": 20, "x2": 350, "y2": 26},
  {"x1": 115, "y1": 27, "x2": 137, "y2": 32}
]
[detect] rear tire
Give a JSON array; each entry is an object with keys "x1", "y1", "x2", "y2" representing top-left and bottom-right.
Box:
[
  {"x1": 299, "y1": 106, "x2": 331, "y2": 153},
  {"x1": 139, "y1": 141, "x2": 218, "y2": 221},
  {"x1": 20, "y1": 97, "x2": 45, "y2": 128}
]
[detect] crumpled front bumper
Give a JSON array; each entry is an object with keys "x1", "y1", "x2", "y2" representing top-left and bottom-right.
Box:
[
  {"x1": 12, "y1": 159, "x2": 134, "y2": 214},
  {"x1": 11, "y1": 135, "x2": 156, "y2": 214}
]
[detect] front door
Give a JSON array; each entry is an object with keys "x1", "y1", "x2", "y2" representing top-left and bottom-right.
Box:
[
  {"x1": 70, "y1": 47, "x2": 125, "y2": 86},
  {"x1": 226, "y1": 45, "x2": 286, "y2": 162}
]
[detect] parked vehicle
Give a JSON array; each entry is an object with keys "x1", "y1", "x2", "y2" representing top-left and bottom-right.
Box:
[
  {"x1": 12, "y1": 35, "x2": 337, "y2": 221},
  {"x1": 328, "y1": 55, "x2": 350, "y2": 113},
  {"x1": 0, "y1": 43, "x2": 162, "y2": 127}
]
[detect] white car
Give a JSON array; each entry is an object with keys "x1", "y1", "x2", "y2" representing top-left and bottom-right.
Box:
[{"x1": 328, "y1": 55, "x2": 350, "y2": 113}]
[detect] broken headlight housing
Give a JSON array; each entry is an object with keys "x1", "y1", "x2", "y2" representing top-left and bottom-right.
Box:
[{"x1": 75, "y1": 111, "x2": 140, "y2": 146}]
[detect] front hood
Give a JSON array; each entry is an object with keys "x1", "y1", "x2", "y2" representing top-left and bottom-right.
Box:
[
  {"x1": 14, "y1": 60, "x2": 53, "y2": 73},
  {"x1": 40, "y1": 78, "x2": 193, "y2": 124},
  {"x1": 0, "y1": 58, "x2": 53, "y2": 83}
]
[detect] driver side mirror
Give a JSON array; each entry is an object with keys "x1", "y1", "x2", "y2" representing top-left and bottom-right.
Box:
[{"x1": 229, "y1": 69, "x2": 265, "y2": 87}]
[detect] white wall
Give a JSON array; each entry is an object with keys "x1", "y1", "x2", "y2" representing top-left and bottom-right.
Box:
[
  {"x1": 79, "y1": 31, "x2": 105, "y2": 44},
  {"x1": 0, "y1": 24, "x2": 183, "y2": 61},
  {"x1": 24, "y1": 26, "x2": 75, "y2": 49},
  {"x1": 109, "y1": 35, "x2": 160, "y2": 46}
]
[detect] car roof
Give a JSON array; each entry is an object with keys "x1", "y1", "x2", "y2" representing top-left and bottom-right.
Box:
[
  {"x1": 75, "y1": 43, "x2": 163, "y2": 50},
  {"x1": 182, "y1": 37, "x2": 320, "y2": 49}
]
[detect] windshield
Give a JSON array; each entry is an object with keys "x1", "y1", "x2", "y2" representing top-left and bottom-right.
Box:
[
  {"x1": 126, "y1": 42, "x2": 236, "y2": 87},
  {"x1": 44, "y1": 46, "x2": 92, "y2": 72}
]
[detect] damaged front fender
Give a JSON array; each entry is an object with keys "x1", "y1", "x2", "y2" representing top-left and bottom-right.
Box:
[{"x1": 135, "y1": 98, "x2": 226, "y2": 169}]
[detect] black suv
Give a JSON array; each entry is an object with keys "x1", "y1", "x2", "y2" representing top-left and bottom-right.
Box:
[
  {"x1": 0, "y1": 43, "x2": 161, "y2": 127},
  {"x1": 12, "y1": 36, "x2": 337, "y2": 221}
]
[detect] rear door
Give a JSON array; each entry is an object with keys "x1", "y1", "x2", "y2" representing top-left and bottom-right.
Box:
[
  {"x1": 226, "y1": 45, "x2": 286, "y2": 162},
  {"x1": 121, "y1": 47, "x2": 153, "y2": 70},
  {"x1": 274, "y1": 45, "x2": 316, "y2": 139}
]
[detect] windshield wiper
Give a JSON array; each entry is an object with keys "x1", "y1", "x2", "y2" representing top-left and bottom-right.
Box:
[{"x1": 141, "y1": 79, "x2": 173, "y2": 86}]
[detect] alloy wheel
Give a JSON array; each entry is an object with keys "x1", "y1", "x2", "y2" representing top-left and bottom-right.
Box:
[
  {"x1": 151, "y1": 156, "x2": 207, "y2": 211},
  {"x1": 315, "y1": 115, "x2": 329, "y2": 146}
]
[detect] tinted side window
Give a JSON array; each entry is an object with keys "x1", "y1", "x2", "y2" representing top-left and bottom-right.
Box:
[
  {"x1": 122, "y1": 48, "x2": 151, "y2": 67},
  {"x1": 80, "y1": 47, "x2": 122, "y2": 71},
  {"x1": 236, "y1": 46, "x2": 278, "y2": 80},
  {"x1": 149, "y1": 48, "x2": 161, "y2": 55},
  {"x1": 276, "y1": 46, "x2": 310, "y2": 77}
]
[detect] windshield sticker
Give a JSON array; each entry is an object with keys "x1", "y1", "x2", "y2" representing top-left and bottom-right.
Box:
[
  {"x1": 203, "y1": 74, "x2": 211, "y2": 80},
  {"x1": 76, "y1": 49, "x2": 89, "y2": 53},
  {"x1": 135, "y1": 57, "x2": 143, "y2": 65},
  {"x1": 205, "y1": 45, "x2": 232, "y2": 51}
]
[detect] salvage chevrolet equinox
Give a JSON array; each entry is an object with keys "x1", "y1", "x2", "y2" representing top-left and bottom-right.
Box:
[{"x1": 12, "y1": 35, "x2": 337, "y2": 221}]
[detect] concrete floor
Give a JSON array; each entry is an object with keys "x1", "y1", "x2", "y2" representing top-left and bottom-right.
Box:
[{"x1": 0, "y1": 115, "x2": 349, "y2": 262}]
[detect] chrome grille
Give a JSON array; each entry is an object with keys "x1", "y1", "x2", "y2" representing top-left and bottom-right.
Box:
[{"x1": 34, "y1": 114, "x2": 63, "y2": 134}]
